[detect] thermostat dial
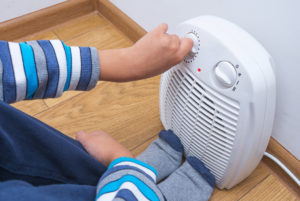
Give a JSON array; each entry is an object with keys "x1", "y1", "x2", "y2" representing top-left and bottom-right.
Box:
[
  {"x1": 185, "y1": 32, "x2": 199, "y2": 56},
  {"x1": 214, "y1": 61, "x2": 237, "y2": 87}
]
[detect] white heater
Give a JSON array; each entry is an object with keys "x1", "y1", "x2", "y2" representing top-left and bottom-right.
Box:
[{"x1": 159, "y1": 16, "x2": 276, "y2": 189}]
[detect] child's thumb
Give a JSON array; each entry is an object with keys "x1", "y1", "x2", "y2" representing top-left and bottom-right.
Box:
[
  {"x1": 76, "y1": 131, "x2": 87, "y2": 141},
  {"x1": 177, "y1": 38, "x2": 194, "y2": 58}
]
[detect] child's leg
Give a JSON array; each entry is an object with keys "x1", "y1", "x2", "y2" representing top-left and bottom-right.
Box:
[
  {"x1": 136, "y1": 129, "x2": 184, "y2": 182},
  {"x1": 158, "y1": 157, "x2": 215, "y2": 201},
  {"x1": 0, "y1": 101, "x2": 106, "y2": 186}
]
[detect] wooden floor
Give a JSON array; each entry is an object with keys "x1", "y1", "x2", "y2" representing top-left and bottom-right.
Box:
[{"x1": 11, "y1": 13, "x2": 299, "y2": 201}]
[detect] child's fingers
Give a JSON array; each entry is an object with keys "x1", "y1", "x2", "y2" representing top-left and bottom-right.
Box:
[
  {"x1": 177, "y1": 38, "x2": 194, "y2": 58},
  {"x1": 170, "y1": 34, "x2": 180, "y2": 48},
  {"x1": 154, "y1": 23, "x2": 168, "y2": 34}
]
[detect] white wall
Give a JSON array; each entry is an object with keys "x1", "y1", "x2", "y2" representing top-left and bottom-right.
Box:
[
  {"x1": 0, "y1": 0, "x2": 66, "y2": 22},
  {"x1": 111, "y1": 0, "x2": 300, "y2": 159}
]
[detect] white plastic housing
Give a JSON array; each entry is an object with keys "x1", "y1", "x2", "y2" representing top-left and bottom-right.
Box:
[{"x1": 159, "y1": 16, "x2": 276, "y2": 189}]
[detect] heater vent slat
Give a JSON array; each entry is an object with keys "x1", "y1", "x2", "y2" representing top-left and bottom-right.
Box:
[{"x1": 164, "y1": 67, "x2": 240, "y2": 183}]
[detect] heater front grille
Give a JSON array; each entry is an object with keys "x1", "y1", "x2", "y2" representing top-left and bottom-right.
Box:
[{"x1": 163, "y1": 67, "x2": 240, "y2": 181}]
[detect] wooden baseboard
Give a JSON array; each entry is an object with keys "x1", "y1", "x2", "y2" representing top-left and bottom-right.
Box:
[
  {"x1": 97, "y1": 0, "x2": 146, "y2": 42},
  {"x1": 0, "y1": 0, "x2": 95, "y2": 41}
]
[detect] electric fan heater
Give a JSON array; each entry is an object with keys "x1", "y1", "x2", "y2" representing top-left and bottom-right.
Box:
[{"x1": 159, "y1": 16, "x2": 276, "y2": 189}]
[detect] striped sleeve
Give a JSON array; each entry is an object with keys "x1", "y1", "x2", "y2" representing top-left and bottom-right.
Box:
[
  {"x1": 96, "y1": 157, "x2": 165, "y2": 201},
  {"x1": 0, "y1": 40, "x2": 100, "y2": 103}
]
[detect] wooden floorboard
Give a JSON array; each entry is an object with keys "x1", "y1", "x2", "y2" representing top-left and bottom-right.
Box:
[
  {"x1": 35, "y1": 77, "x2": 162, "y2": 149},
  {"x1": 239, "y1": 175, "x2": 298, "y2": 201},
  {"x1": 8, "y1": 13, "x2": 298, "y2": 201},
  {"x1": 64, "y1": 24, "x2": 133, "y2": 48},
  {"x1": 210, "y1": 163, "x2": 270, "y2": 201},
  {"x1": 53, "y1": 13, "x2": 108, "y2": 41},
  {"x1": 17, "y1": 31, "x2": 58, "y2": 42},
  {"x1": 11, "y1": 99, "x2": 48, "y2": 117}
]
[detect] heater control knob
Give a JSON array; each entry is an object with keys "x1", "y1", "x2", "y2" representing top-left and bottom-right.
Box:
[
  {"x1": 214, "y1": 61, "x2": 237, "y2": 87},
  {"x1": 185, "y1": 33, "x2": 199, "y2": 55}
]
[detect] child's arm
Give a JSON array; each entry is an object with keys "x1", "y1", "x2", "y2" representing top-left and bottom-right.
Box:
[
  {"x1": 0, "y1": 23, "x2": 192, "y2": 104},
  {"x1": 76, "y1": 131, "x2": 165, "y2": 201},
  {"x1": 98, "y1": 23, "x2": 193, "y2": 82}
]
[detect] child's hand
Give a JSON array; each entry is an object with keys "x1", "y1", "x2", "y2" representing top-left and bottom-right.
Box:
[
  {"x1": 98, "y1": 23, "x2": 193, "y2": 82},
  {"x1": 129, "y1": 23, "x2": 194, "y2": 79},
  {"x1": 76, "y1": 130, "x2": 133, "y2": 167}
]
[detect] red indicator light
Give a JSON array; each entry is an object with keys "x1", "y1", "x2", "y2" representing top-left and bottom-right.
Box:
[{"x1": 197, "y1": 68, "x2": 201, "y2": 72}]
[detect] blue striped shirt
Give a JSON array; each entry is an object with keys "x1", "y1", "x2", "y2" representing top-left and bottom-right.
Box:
[{"x1": 0, "y1": 40, "x2": 100, "y2": 103}]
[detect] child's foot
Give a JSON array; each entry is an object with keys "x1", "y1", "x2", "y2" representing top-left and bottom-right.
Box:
[
  {"x1": 76, "y1": 131, "x2": 133, "y2": 167},
  {"x1": 137, "y1": 129, "x2": 184, "y2": 182},
  {"x1": 158, "y1": 156, "x2": 215, "y2": 201}
]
